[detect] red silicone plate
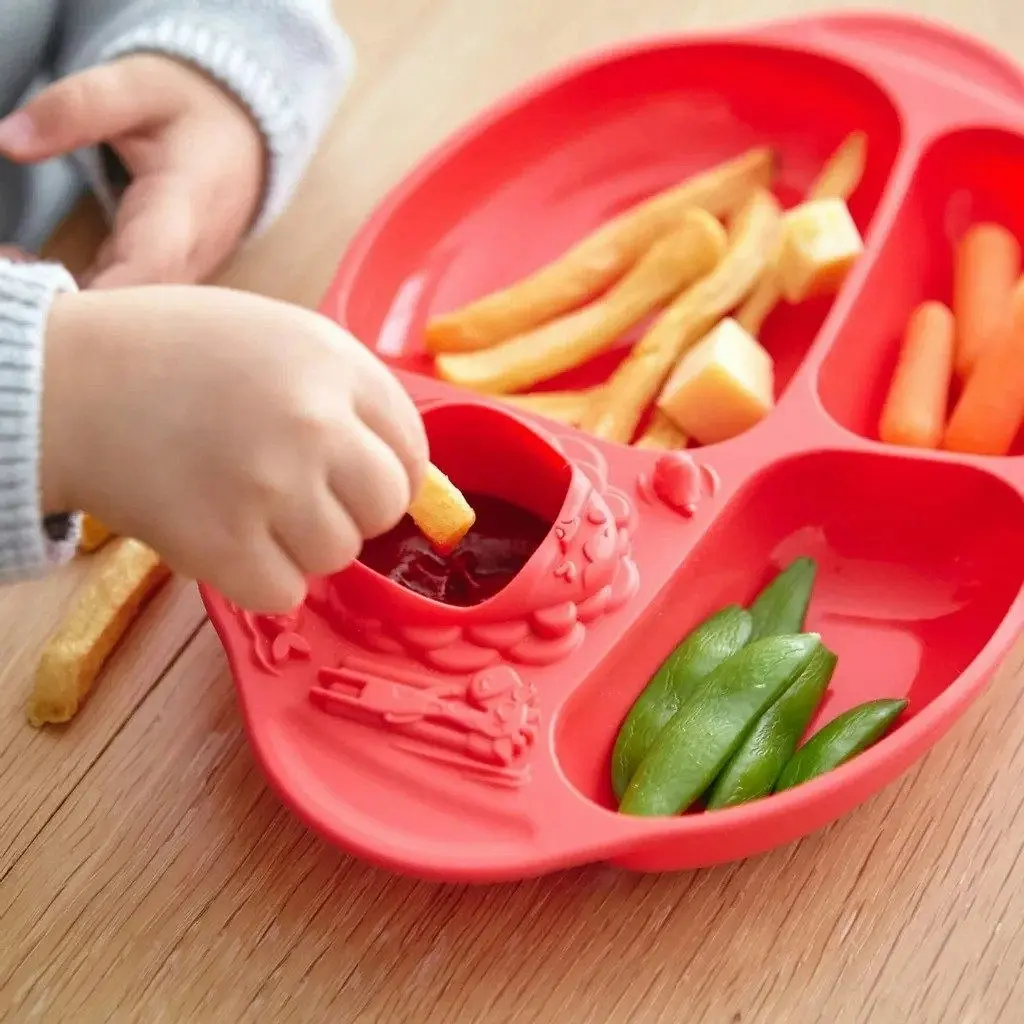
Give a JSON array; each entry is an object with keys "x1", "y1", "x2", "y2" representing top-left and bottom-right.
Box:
[{"x1": 203, "y1": 13, "x2": 1024, "y2": 882}]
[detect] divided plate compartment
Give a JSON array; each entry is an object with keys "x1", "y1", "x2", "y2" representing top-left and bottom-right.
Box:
[{"x1": 203, "y1": 13, "x2": 1024, "y2": 881}]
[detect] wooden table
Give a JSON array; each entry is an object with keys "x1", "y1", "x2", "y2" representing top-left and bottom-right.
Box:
[{"x1": 3, "y1": 1, "x2": 1023, "y2": 1021}]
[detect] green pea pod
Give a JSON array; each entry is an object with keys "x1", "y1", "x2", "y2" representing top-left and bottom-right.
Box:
[
  {"x1": 619, "y1": 633, "x2": 819, "y2": 817},
  {"x1": 748, "y1": 557, "x2": 817, "y2": 640},
  {"x1": 775, "y1": 698, "x2": 908, "y2": 793},
  {"x1": 610, "y1": 605, "x2": 753, "y2": 800},
  {"x1": 705, "y1": 642, "x2": 837, "y2": 810}
]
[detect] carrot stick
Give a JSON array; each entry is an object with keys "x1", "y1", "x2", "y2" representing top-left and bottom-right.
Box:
[
  {"x1": 736, "y1": 132, "x2": 867, "y2": 336},
  {"x1": 953, "y1": 223, "x2": 1021, "y2": 379},
  {"x1": 633, "y1": 411, "x2": 688, "y2": 450},
  {"x1": 943, "y1": 280, "x2": 1024, "y2": 455},
  {"x1": 435, "y1": 211, "x2": 726, "y2": 393},
  {"x1": 581, "y1": 189, "x2": 782, "y2": 444},
  {"x1": 425, "y1": 148, "x2": 774, "y2": 353},
  {"x1": 878, "y1": 301, "x2": 955, "y2": 449}
]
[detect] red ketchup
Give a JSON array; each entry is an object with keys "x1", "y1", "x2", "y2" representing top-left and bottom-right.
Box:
[{"x1": 359, "y1": 494, "x2": 549, "y2": 608}]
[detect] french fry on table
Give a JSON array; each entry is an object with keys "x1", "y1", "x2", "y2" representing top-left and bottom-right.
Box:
[
  {"x1": 435, "y1": 211, "x2": 727, "y2": 393},
  {"x1": 736, "y1": 131, "x2": 867, "y2": 336},
  {"x1": 409, "y1": 464, "x2": 476, "y2": 553},
  {"x1": 425, "y1": 147, "x2": 774, "y2": 353},
  {"x1": 633, "y1": 411, "x2": 689, "y2": 450},
  {"x1": 582, "y1": 189, "x2": 782, "y2": 444},
  {"x1": 78, "y1": 514, "x2": 114, "y2": 553},
  {"x1": 498, "y1": 386, "x2": 604, "y2": 426},
  {"x1": 28, "y1": 539, "x2": 171, "y2": 727}
]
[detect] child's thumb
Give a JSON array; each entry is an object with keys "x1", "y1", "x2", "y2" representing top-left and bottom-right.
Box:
[{"x1": 0, "y1": 64, "x2": 155, "y2": 161}]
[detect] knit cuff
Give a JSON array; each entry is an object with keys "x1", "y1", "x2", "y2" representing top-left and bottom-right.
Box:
[
  {"x1": 82, "y1": 4, "x2": 355, "y2": 232},
  {"x1": 0, "y1": 261, "x2": 81, "y2": 581}
]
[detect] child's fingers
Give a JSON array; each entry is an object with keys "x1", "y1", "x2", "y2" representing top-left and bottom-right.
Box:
[
  {"x1": 208, "y1": 531, "x2": 309, "y2": 615},
  {"x1": 0, "y1": 64, "x2": 169, "y2": 161},
  {"x1": 0, "y1": 246, "x2": 36, "y2": 263},
  {"x1": 352, "y1": 357, "x2": 430, "y2": 495},
  {"x1": 271, "y1": 482, "x2": 362, "y2": 579},
  {"x1": 88, "y1": 174, "x2": 195, "y2": 288},
  {"x1": 329, "y1": 423, "x2": 414, "y2": 540}
]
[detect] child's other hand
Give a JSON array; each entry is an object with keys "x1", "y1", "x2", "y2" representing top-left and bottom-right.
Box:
[
  {"x1": 0, "y1": 55, "x2": 264, "y2": 288},
  {"x1": 42, "y1": 287, "x2": 429, "y2": 613}
]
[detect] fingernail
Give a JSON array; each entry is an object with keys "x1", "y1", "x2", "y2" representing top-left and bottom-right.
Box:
[{"x1": 0, "y1": 112, "x2": 36, "y2": 152}]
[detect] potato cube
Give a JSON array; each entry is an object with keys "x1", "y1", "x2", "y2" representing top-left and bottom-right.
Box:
[
  {"x1": 777, "y1": 198, "x2": 863, "y2": 304},
  {"x1": 657, "y1": 318, "x2": 775, "y2": 445}
]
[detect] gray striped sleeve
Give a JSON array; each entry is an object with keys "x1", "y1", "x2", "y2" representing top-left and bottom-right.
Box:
[
  {"x1": 54, "y1": 0, "x2": 355, "y2": 231},
  {"x1": 0, "y1": 260, "x2": 81, "y2": 581}
]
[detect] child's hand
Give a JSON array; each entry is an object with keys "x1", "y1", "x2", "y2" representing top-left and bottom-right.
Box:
[
  {"x1": 41, "y1": 287, "x2": 429, "y2": 613},
  {"x1": 0, "y1": 56, "x2": 264, "y2": 289}
]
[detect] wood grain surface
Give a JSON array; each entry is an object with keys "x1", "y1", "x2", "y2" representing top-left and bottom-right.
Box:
[{"x1": 3, "y1": 1, "x2": 1024, "y2": 1022}]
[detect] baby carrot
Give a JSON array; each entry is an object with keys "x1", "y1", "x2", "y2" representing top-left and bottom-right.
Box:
[
  {"x1": 878, "y1": 301, "x2": 955, "y2": 449},
  {"x1": 943, "y1": 279, "x2": 1024, "y2": 456},
  {"x1": 953, "y1": 223, "x2": 1021, "y2": 378}
]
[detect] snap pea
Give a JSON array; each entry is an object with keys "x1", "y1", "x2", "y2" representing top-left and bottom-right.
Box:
[
  {"x1": 610, "y1": 605, "x2": 753, "y2": 800},
  {"x1": 748, "y1": 557, "x2": 817, "y2": 640},
  {"x1": 775, "y1": 698, "x2": 908, "y2": 793},
  {"x1": 619, "y1": 633, "x2": 819, "y2": 817},
  {"x1": 706, "y1": 642, "x2": 837, "y2": 810}
]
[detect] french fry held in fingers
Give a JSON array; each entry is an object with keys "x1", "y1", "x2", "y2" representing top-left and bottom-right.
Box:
[
  {"x1": 583, "y1": 189, "x2": 783, "y2": 444},
  {"x1": 435, "y1": 210, "x2": 727, "y2": 393},
  {"x1": 28, "y1": 539, "x2": 171, "y2": 727},
  {"x1": 737, "y1": 132, "x2": 868, "y2": 336},
  {"x1": 633, "y1": 411, "x2": 689, "y2": 450},
  {"x1": 425, "y1": 147, "x2": 773, "y2": 353},
  {"x1": 409, "y1": 464, "x2": 476, "y2": 553},
  {"x1": 498, "y1": 386, "x2": 604, "y2": 426}
]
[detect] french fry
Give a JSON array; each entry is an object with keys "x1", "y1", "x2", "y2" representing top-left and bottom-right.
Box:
[
  {"x1": 28, "y1": 539, "x2": 170, "y2": 727},
  {"x1": 425, "y1": 147, "x2": 774, "y2": 353},
  {"x1": 582, "y1": 189, "x2": 782, "y2": 444},
  {"x1": 409, "y1": 464, "x2": 476, "y2": 553},
  {"x1": 806, "y1": 130, "x2": 868, "y2": 203},
  {"x1": 78, "y1": 514, "x2": 114, "y2": 554},
  {"x1": 497, "y1": 387, "x2": 603, "y2": 426},
  {"x1": 736, "y1": 132, "x2": 867, "y2": 336},
  {"x1": 633, "y1": 411, "x2": 688, "y2": 450},
  {"x1": 435, "y1": 211, "x2": 727, "y2": 393}
]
